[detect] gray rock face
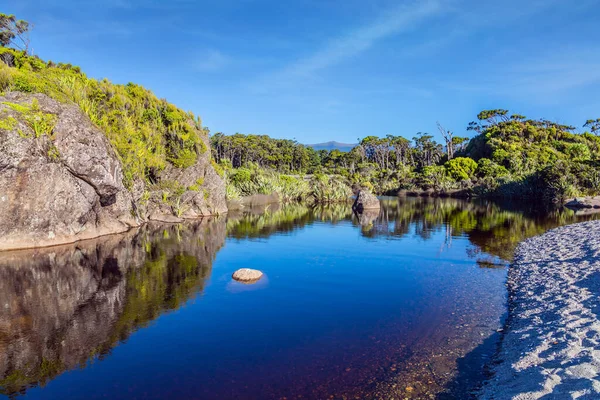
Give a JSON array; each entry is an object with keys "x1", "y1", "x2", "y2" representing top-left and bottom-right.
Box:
[
  {"x1": 0, "y1": 93, "x2": 136, "y2": 250},
  {"x1": 152, "y1": 135, "x2": 227, "y2": 218},
  {"x1": 352, "y1": 190, "x2": 380, "y2": 213},
  {"x1": 0, "y1": 93, "x2": 227, "y2": 250},
  {"x1": 232, "y1": 268, "x2": 264, "y2": 283}
]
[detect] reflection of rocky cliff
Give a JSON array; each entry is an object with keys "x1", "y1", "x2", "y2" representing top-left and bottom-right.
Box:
[{"x1": 0, "y1": 219, "x2": 225, "y2": 396}]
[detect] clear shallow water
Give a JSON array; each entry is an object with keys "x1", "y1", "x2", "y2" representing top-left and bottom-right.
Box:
[{"x1": 0, "y1": 197, "x2": 598, "y2": 399}]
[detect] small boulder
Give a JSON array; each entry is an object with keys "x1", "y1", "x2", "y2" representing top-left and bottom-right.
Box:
[
  {"x1": 352, "y1": 190, "x2": 380, "y2": 213},
  {"x1": 232, "y1": 268, "x2": 263, "y2": 283},
  {"x1": 565, "y1": 197, "x2": 600, "y2": 209}
]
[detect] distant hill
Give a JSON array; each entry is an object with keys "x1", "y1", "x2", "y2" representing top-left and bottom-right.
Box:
[{"x1": 307, "y1": 141, "x2": 356, "y2": 152}]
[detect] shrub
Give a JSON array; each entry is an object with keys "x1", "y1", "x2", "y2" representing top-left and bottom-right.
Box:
[
  {"x1": 533, "y1": 161, "x2": 578, "y2": 202},
  {"x1": 476, "y1": 158, "x2": 509, "y2": 178},
  {"x1": 445, "y1": 157, "x2": 477, "y2": 181},
  {"x1": 309, "y1": 174, "x2": 352, "y2": 203}
]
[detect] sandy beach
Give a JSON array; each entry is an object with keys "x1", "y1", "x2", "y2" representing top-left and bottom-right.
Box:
[{"x1": 480, "y1": 220, "x2": 600, "y2": 399}]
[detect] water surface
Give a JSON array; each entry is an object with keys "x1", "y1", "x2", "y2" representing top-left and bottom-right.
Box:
[{"x1": 0, "y1": 197, "x2": 597, "y2": 399}]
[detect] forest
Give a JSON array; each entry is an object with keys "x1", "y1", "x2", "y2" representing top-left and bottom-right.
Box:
[{"x1": 211, "y1": 111, "x2": 600, "y2": 203}]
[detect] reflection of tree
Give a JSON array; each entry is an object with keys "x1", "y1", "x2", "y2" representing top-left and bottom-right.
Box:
[
  {"x1": 226, "y1": 202, "x2": 354, "y2": 239},
  {"x1": 366, "y1": 197, "x2": 600, "y2": 261},
  {"x1": 226, "y1": 197, "x2": 600, "y2": 262},
  {"x1": 0, "y1": 220, "x2": 225, "y2": 397}
]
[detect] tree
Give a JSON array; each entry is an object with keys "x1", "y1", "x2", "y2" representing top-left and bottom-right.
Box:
[
  {"x1": 0, "y1": 14, "x2": 31, "y2": 54},
  {"x1": 413, "y1": 133, "x2": 443, "y2": 168},
  {"x1": 584, "y1": 119, "x2": 600, "y2": 135},
  {"x1": 437, "y1": 122, "x2": 455, "y2": 159}
]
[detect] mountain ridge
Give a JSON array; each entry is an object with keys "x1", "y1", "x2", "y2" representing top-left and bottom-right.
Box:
[{"x1": 306, "y1": 141, "x2": 356, "y2": 152}]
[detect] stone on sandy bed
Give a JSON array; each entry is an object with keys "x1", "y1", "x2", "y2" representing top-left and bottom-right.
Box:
[
  {"x1": 232, "y1": 268, "x2": 263, "y2": 282},
  {"x1": 479, "y1": 220, "x2": 600, "y2": 399}
]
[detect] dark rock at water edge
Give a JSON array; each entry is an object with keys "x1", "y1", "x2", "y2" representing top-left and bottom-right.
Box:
[{"x1": 565, "y1": 197, "x2": 600, "y2": 209}]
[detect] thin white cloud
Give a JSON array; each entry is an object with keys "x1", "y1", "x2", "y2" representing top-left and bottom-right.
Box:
[{"x1": 280, "y1": 0, "x2": 443, "y2": 79}]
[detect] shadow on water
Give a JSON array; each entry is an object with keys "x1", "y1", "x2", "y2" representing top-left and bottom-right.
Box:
[{"x1": 436, "y1": 330, "x2": 504, "y2": 399}]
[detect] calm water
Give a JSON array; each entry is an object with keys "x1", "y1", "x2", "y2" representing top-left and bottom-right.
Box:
[{"x1": 0, "y1": 197, "x2": 597, "y2": 399}]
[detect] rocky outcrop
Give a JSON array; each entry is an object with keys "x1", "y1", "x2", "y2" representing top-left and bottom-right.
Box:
[
  {"x1": 149, "y1": 132, "x2": 227, "y2": 219},
  {"x1": 0, "y1": 93, "x2": 136, "y2": 250},
  {"x1": 0, "y1": 93, "x2": 227, "y2": 250},
  {"x1": 352, "y1": 190, "x2": 380, "y2": 213},
  {"x1": 0, "y1": 218, "x2": 226, "y2": 396}
]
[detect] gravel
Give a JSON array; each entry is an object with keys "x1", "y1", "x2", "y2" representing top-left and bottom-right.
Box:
[{"x1": 479, "y1": 220, "x2": 600, "y2": 399}]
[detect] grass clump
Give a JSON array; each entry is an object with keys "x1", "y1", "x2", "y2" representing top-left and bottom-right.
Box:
[
  {"x1": 2, "y1": 98, "x2": 56, "y2": 138},
  {"x1": 0, "y1": 47, "x2": 209, "y2": 188}
]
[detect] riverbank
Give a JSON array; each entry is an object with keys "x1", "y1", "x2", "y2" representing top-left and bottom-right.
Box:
[{"x1": 479, "y1": 220, "x2": 600, "y2": 399}]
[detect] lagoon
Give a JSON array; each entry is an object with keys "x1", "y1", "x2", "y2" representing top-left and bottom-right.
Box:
[{"x1": 0, "y1": 197, "x2": 597, "y2": 399}]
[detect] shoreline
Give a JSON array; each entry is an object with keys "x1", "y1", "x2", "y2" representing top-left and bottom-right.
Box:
[
  {"x1": 479, "y1": 220, "x2": 600, "y2": 399},
  {"x1": 0, "y1": 213, "x2": 225, "y2": 252}
]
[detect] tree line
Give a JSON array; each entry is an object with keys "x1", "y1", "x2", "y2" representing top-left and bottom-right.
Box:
[{"x1": 212, "y1": 109, "x2": 600, "y2": 202}]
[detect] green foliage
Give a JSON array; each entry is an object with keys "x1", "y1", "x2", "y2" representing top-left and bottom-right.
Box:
[
  {"x1": 532, "y1": 161, "x2": 578, "y2": 202},
  {"x1": 0, "y1": 114, "x2": 16, "y2": 130},
  {"x1": 420, "y1": 165, "x2": 451, "y2": 191},
  {"x1": 476, "y1": 158, "x2": 509, "y2": 178},
  {"x1": 47, "y1": 144, "x2": 60, "y2": 161},
  {"x1": 187, "y1": 177, "x2": 204, "y2": 192},
  {"x1": 0, "y1": 48, "x2": 208, "y2": 188},
  {"x1": 464, "y1": 109, "x2": 600, "y2": 199},
  {"x1": 150, "y1": 180, "x2": 188, "y2": 216},
  {"x1": 211, "y1": 132, "x2": 319, "y2": 174},
  {"x1": 445, "y1": 157, "x2": 477, "y2": 181},
  {"x1": 225, "y1": 165, "x2": 311, "y2": 202},
  {"x1": 0, "y1": 13, "x2": 30, "y2": 52},
  {"x1": 2, "y1": 98, "x2": 56, "y2": 137},
  {"x1": 308, "y1": 174, "x2": 352, "y2": 203}
]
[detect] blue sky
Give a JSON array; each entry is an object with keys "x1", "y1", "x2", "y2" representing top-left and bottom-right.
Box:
[{"x1": 5, "y1": 0, "x2": 600, "y2": 143}]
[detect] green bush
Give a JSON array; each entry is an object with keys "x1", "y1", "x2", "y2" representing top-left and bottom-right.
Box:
[
  {"x1": 309, "y1": 174, "x2": 352, "y2": 203},
  {"x1": 476, "y1": 158, "x2": 509, "y2": 178},
  {"x1": 445, "y1": 157, "x2": 477, "y2": 181}
]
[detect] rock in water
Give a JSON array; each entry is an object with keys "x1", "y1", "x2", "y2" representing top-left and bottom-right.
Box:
[
  {"x1": 565, "y1": 197, "x2": 600, "y2": 209},
  {"x1": 352, "y1": 190, "x2": 380, "y2": 213},
  {"x1": 232, "y1": 268, "x2": 263, "y2": 283}
]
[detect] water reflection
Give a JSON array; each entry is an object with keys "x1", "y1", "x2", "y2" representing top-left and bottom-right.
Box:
[
  {"x1": 0, "y1": 220, "x2": 225, "y2": 397},
  {"x1": 0, "y1": 197, "x2": 598, "y2": 399},
  {"x1": 229, "y1": 196, "x2": 600, "y2": 262}
]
